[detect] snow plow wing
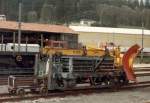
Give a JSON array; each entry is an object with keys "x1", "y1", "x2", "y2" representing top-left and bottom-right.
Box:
[{"x1": 122, "y1": 44, "x2": 141, "y2": 82}]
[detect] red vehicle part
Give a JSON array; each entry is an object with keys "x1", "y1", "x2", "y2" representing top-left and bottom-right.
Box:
[{"x1": 122, "y1": 44, "x2": 141, "y2": 82}]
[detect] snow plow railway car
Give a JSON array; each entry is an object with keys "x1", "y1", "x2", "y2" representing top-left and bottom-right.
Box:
[{"x1": 7, "y1": 44, "x2": 141, "y2": 95}]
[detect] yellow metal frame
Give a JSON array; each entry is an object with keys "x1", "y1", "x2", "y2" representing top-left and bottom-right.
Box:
[
  {"x1": 41, "y1": 47, "x2": 123, "y2": 68},
  {"x1": 42, "y1": 47, "x2": 105, "y2": 57}
]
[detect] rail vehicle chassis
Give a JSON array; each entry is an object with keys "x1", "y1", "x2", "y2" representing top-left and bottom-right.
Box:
[{"x1": 8, "y1": 54, "x2": 128, "y2": 95}]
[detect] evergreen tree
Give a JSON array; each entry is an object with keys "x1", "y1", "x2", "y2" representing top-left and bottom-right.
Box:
[
  {"x1": 1, "y1": 0, "x2": 150, "y2": 29},
  {"x1": 140, "y1": 0, "x2": 144, "y2": 9},
  {"x1": 127, "y1": 0, "x2": 139, "y2": 9},
  {"x1": 55, "y1": 0, "x2": 65, "y2": 24},
  {"x1": 145, "y1": 0, "x2": 150, "y2": 8},
  {"x1": 27, "y1": 11, "x2": 38, "y2": 23},
  {"x1": 133, "y1": 0, "x2": 140, "y2": 8},
  {"x1": 39, "y1": 0, "x2": 55, "y2": 24},
  {"x1": 7, "y1": 0, "x2": 18, "y2": 20}
]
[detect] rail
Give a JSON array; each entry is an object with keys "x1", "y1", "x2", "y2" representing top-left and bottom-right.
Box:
[{"x1": 0, "y1": 80, "x2": 150, "y2": 102}]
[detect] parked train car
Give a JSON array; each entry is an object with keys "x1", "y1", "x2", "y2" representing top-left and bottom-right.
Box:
[{"x1": 0, "y1": 43, "x2": 39, "y2": 75}]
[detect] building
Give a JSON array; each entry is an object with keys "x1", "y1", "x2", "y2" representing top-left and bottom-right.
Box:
[
  {"x1": 0, "y1": 21, "x2": 78, "y2": 75},
  {"x1": 70, "y1": 26, "x2": 150, "y2": 48},
  {"x1": 0, "y1": 21, "x2": 78, "y2": 49}
]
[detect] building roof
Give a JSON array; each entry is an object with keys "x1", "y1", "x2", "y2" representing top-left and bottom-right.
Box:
[
  {"x1": 0, "y1": 21, "x2": 75, "y2": 34},
  {"x1": 69, "y1": 26, "x2": 150, "y2": 35}
]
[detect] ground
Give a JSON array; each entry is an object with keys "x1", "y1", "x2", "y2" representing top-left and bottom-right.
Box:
[
  {"x1": 1, "y1": 64, "x2": 150, "y2": 103},
  {"x1": 3, "y1": 87, "x2": 150, "y2": 103}
]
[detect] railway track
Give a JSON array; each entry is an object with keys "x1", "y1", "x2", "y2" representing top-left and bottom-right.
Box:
[
  {"x1": 0, "y1": 67, "x2": 149, "y2": 102},
  {"x1": 0, "y1": 76, "x2": 8, "y2": 85},
  {"x1": 134, "y1": 67, "x2": 150, "y2": 77},
  {"x1": 0, "y1": 75, "x2": 34, "y2": 85},
  {"x1": 0, "y1": 80, "x2": 150, "y2": 102}
]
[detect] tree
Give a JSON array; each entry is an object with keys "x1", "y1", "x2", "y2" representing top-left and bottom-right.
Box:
[
  {"x1": 145, "y1": 0, "x2": 150, "y2": 8},
  {"x1": 142, "y1": 9, "x2": 150, "y2": 29},
  {"x1": 1, "y1": 0, "x2": 150, "y2": 29},
  {"x1": 108, "y1": 0, "x2": 128, "y2": 7},
  {"x1": 127, "y1": 0, "x2": 139, "y2": 9},
  {"x1": 39, "y1": 1, "x2": 55, "y2": 24},
  {"x1": 27, "y1": 11, "x2": 38, "y2": 22},
  {"x1": 96, "y1": 4, "x2": 119, "y2": 27},
  {"x1": 0, "y1": 0, "x2": 5, "y2": 14},
  {"x1": 133, "y1": 0, "x2": 140, "y2": 8},
  {"x1": 7, "y1": 0, "x2": 18, "y2": 21},
  {"x1": 139, "y1": 0, "x2": 144, "y2": 9}
]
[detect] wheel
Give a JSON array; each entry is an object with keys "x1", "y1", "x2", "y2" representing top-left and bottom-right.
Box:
[
  {"x1": 60, "y1": 79, "x2": 76, "y2": 90},
  {"x1": 64, "y1": 79, "x2": 76, "y2": 88},
  {"x1": 123, "y1": 79, "x2": 129, "y2": 85},
  {"x1": 30, "y1": 84, "x2": 37, "y2": 93},
  {"x1": 109, "y1": 77, "x2": 121, "y2": 91},
  {"x1": 104, "y1": 79, "x2": 110, "y2": 85},
  {"x1": 8, "y1": 89, "x2": 16, "y2": 95},
  {"x1": 119, "y1": 71, "x2": 129, "y2": 85},
  {"x1": 101, "y1": 77, "x2": 110, "y2": 86},
  {"x1": 17, "y1": 88, "x2": 25, "y2": 96},
  {"x1": 39, "y1": 87, "x2": 48, "y2": 95},
  {"x1": 30, "y1": 88, "x2": 36, "y2": 93},
  {"x1": 89, "y1": 77, "x2": 96, "y2": 86}
]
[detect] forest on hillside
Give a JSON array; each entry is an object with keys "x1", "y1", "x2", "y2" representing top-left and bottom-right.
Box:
[{"x1": 0, "y1": 0, "x2": 150, "y2": 29}]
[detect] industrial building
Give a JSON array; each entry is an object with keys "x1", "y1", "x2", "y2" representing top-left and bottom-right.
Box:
[
  {"x1": 0, "y1": 21, "x2": 78, "y2": 49},
  {"x1": 70, "y1": 26, "x2": 150, "y2": 48}
]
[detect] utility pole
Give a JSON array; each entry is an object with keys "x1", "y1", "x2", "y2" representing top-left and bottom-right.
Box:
[
  {"x1": 18, "y1": 0, "x2": 22, "y2": 52},
  {"x1": 113, "y1": 32, "x2": 115, "y2": 44},
  {"x1": 140, "y1": 8, "x2": 144, "y2": 63},
  {"x1": 141, "y1": 21, "x2": 144, "y2": 63}
]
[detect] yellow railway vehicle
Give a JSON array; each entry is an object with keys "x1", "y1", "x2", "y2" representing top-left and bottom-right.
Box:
[{"x1": 8, "y1": 44, "x2": 140, "y2": 95}]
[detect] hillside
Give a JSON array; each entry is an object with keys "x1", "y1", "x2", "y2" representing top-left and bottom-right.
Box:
[{"x1": 0, "y1": 0, "x2": 150, "y2": 29}]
